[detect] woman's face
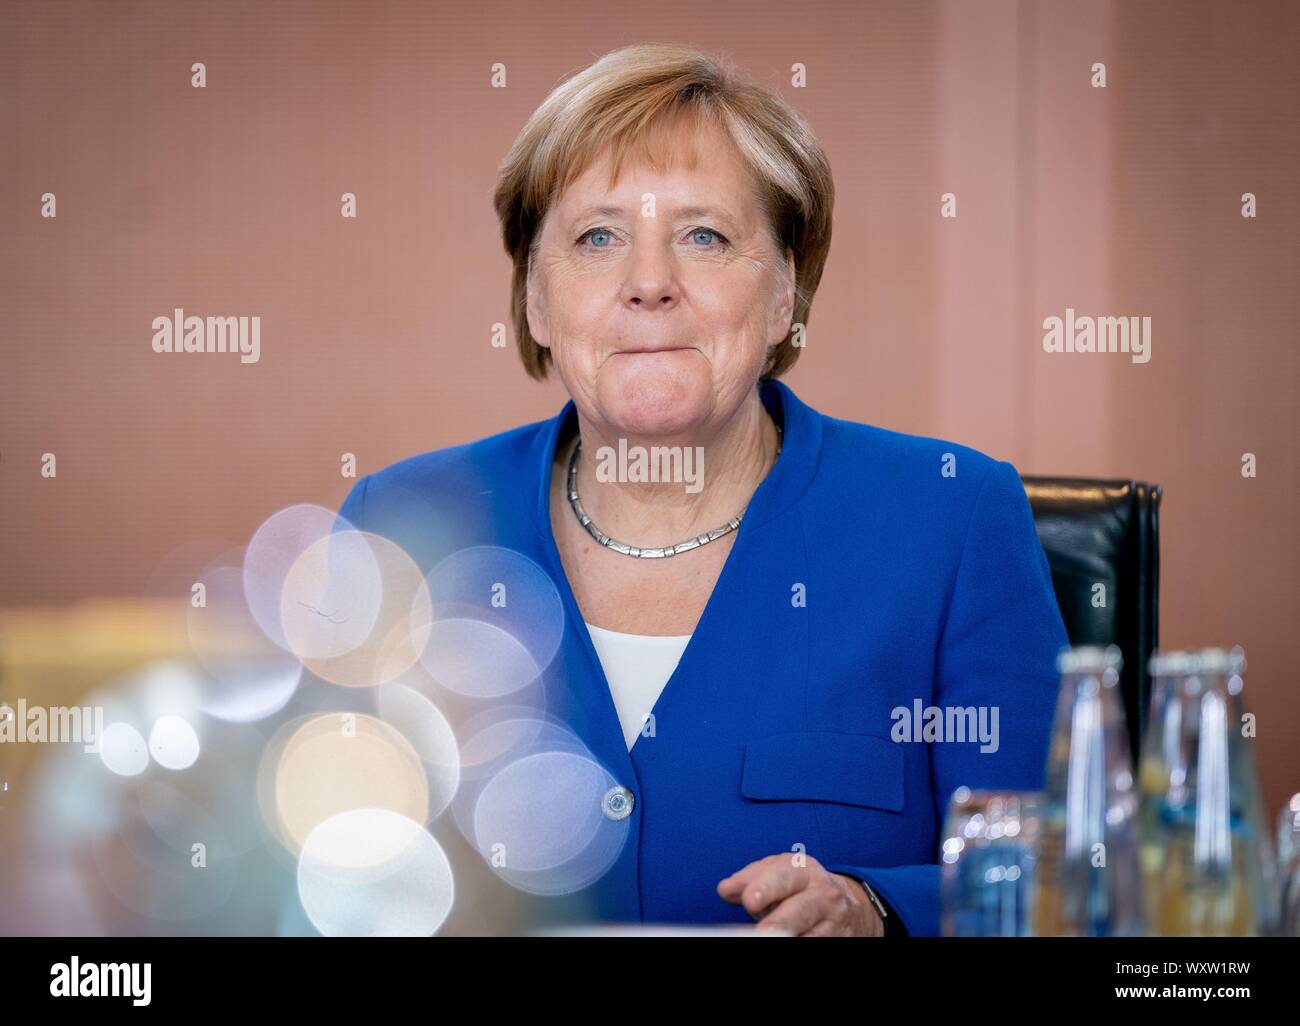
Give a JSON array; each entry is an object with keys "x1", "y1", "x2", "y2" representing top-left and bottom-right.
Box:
[{"x1": 527, "y1": 118, "x2": 794, "y2": 440}]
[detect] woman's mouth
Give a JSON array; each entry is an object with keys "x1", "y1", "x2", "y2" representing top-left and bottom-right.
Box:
[{"x1": 617, "y1": 344, "x2": 695, "y2": 355}]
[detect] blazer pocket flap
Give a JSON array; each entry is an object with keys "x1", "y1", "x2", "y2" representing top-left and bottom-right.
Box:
[{"x1": 741, "y1": 731, "x2": 903, "y2": 812}]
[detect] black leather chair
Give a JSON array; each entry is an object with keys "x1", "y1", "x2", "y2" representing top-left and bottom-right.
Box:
[{"x1": 1019, "y1": 477, "x2": 1162, "y2": 762}]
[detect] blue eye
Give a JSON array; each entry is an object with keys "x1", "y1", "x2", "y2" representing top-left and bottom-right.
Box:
[{"x1": 577, "y1": 226, "x2": 727, "y2": 250}]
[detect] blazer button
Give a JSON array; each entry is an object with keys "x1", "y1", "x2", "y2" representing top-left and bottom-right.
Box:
[{"x1": 602, "y1": 785, "x2": 634, "y2": 821}]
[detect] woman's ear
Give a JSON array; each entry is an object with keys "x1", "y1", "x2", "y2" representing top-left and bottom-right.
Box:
[
  {"x1": 525, "y1": 258, "x2": 551, "y2": 349},
  {"x1": 768, "y1": 245, "x2": 796, "y2": 345}
]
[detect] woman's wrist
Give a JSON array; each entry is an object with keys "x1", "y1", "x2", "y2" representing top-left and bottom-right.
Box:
[{"x1": 837, "y1": 874, "x2": 887, "y2": 937}]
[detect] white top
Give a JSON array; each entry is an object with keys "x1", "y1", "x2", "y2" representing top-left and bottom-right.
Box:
[{"x1": 585, "y1": 622, "x2": 692, "y2": 751}]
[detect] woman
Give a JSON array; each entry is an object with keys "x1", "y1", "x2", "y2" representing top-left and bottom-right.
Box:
[{"x1": 340, "y1": 43, "x2": 1068, "y2": 936}]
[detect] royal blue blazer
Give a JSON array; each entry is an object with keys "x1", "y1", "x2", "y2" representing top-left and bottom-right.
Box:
[{"x1": 337, "y1": 379, "x2": 1069, "y2": 936}]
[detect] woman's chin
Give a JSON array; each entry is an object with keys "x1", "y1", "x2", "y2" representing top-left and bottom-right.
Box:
[{"x1": 596, "y1": 364, "x2": 713, "y2": 438}]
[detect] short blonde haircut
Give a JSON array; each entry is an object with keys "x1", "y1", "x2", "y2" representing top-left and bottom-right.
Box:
[{"x1": 493, "y1": 43, "x2": 835, "y2": 382}]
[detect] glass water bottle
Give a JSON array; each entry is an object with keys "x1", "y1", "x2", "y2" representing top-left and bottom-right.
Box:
[
  {"x1": 1033, "y1": 645, "x2": 1143, "y2": 936},
  {"x1": 1276, "y1": 794, "x2": 1300, "y2": 935},
  {"x1": 1139, "y1": 648, "x2": 1279, "y2": 935},
  {"x1": 941, "y1": 788, "x2": 1041, "y2": 936}
]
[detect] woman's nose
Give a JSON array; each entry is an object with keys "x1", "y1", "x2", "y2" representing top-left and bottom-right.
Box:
[{"x1": 619, "y1": 243, "x2": 681, "y2": 309}]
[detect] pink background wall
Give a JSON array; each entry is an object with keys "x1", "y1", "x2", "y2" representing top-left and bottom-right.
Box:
[{"x1": 2, "y1": 0, "x2": 1298, "y2": 811}]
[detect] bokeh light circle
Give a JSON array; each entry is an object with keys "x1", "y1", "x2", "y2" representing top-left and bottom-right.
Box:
[
  {"x1": 420, "y1": 546, "x2": 564, "y2": 698},
  {"x1": 187, "y1": 563, "x2": 303, "y2": 723},
  {"x1": 420, "y1": 618, "x2": 541, "y2": 698},
  {"x1": 297, "y1": 808, "x2": 454, "y2": 937},
  {"x1": 375, "y1": 680, "x2": 460, "y2": 822},
  {"x1": 243, "y1": 504, "x2": 354, "y2": 650},
  {"x1": 148, "y1": 714, "x2": 200, "y2": 770},
  {"x1": 99, "y1": 722, "x2": 149, "y2": 777},
  {"x1": 268, "y1": 712, "x2": 429, "y2": 854},
  {"x1": 472, "y1": 749, "x2": 630, "y2": 895},
  {"x1": 90, "y1": 795, "x2": 239, "y2": 922},
  {"x1": 279, "y1": 530, "x2": 384, "y2": 661},
  {"x1": 298, "y1": 532, "x2": 433, "y2": 687}
]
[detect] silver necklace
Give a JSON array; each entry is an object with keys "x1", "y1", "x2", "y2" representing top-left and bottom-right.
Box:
[{"x1": 566, "y1": 422, "x2": 783, "y2": 558}]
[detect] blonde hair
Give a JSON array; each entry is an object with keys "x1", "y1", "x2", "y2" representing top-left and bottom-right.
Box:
[{"x1": 493, "y1": 43, "x2": 834, "y2": 381}]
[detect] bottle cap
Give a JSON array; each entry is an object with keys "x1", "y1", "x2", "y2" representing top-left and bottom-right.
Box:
[
  {"x1": 1055, "y1": 644, "x2": 1123, "y2": 675},
  {"x1": 1148, "y1": 646, "x2": 1246, "y2": 677}
]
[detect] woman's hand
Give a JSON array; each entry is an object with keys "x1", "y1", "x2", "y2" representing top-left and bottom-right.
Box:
[{"x1": 716, "y1": 854, "x2": 884, "y2": 936}]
